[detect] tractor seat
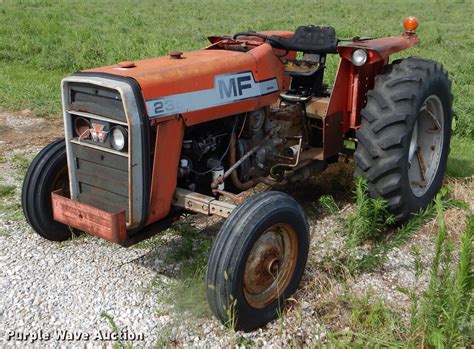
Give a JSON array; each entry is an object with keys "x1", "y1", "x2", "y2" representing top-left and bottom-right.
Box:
[{"x1": 269, "y1": 26, "x2": 338, "y2": 54}]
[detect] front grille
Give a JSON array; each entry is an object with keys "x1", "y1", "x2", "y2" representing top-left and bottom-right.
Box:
[
  {"x1": 72, "y1": 144, "x2": 129, "y2": 219},
  {"x1": 67, "y1": 82, "x2": 130, "y2": 220},
  {"x1": 69, "y1": 82, "x2": 127, "y2": 122}
]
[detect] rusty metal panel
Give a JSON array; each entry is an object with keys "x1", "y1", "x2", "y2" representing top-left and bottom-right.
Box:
[
  {"x1": 146, "y1": 119, "x2": 185, "y2": 225},
  {"x1": 174, "y1": 188, "x2": 214, "y2": 215},
  {"x1": 52, "y1": 189, "x2": 127, "y2": 244},
  {"x1": 323, "y1": 112, "x2": 343, "y2": 159},
  {"x1": 305, "y1": 97, "x2": 329, "y2": 119},
  {"x1": 173, "y1": 188, "x2": 236, "y2": 218},
  {"x1": 209, "y1": 201, "x2": 235, "y2": 218},
  {"x1": 326, "y1": 58, "x2": 352, "y2": 134}
]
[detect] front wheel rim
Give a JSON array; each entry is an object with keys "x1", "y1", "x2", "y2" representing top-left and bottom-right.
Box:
[
  {"x1": 51, "y1": 166, "x2": 69, "y2": 197},
  {"x1": 242, "y1": 223, "x2": 298, "y2": 309},
  {"x1": 408, "y1": 95, "x2": 445, "y2": 197}
]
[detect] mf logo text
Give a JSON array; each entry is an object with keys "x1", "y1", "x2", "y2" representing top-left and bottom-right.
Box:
[{"x1": 218, "y1": 75, "x2": 252, "y2": 99}]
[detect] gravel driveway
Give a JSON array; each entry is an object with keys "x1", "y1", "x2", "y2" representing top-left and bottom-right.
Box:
[{"x1": 0, "y1": 228, "x2": 162, "y2": 347}]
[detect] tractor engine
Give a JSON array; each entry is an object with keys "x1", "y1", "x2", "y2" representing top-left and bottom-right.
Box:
[{"x1": 178, "y1": 104, "x2": 306, "y2": 193}]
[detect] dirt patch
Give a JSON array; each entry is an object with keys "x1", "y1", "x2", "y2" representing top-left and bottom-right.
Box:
[{"x1": 0, "y1": 110, "x2": 63, "y2": 156}]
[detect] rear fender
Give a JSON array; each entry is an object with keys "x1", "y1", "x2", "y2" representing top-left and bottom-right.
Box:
[
  {"x1": 337, "y1": 34, "x2": 419, "y2": 64},
  {"x1": 329, "y1": 34, "x2": 419, "y2": 133}
]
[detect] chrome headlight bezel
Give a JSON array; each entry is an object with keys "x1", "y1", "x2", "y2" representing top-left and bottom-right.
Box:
[
  {"x1": 110, "y1": 126, "x2": 128, "y2": 151},
  {"x1": 351, "y1": 49, "x2": 368, "y2": 66}
]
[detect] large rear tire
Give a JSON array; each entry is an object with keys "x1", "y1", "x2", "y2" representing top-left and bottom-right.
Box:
[
  {"x1": 22, "y1": 139, "x2": 72, "y2": 241},
  {"x1": 354, "y1": 57, "x2": 453, "y2": 221},
  {"x1": 206, "y1": 191, "x2": 309, "y2": 331}
]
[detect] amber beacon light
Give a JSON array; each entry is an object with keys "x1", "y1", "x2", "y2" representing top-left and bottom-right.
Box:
[{"x1": 403, "y1": 16, "x2": 419, "y2": 32}]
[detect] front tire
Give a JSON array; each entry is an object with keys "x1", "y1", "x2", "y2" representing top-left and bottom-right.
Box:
[
  {"x1": 22, "y1": 139, "x2": 72, "y2": 241},
  {"x1": 354, "y1": 57, "x2": 453, "y2": 221},
  {"x1": 206, "y1": 191, "x2": 309, "y2": 331}
]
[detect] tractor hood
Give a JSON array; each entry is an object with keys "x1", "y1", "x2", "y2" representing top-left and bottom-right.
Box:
[{"x1": 84, "y1": 46, "x2": 286, "y2": 122}]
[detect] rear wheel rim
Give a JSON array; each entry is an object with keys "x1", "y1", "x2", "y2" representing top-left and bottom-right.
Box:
[
  {"x1": 408, "y1": 95, "x2": 444, "y2": 197},
  {"x1": 242, "y1": 223, "x2": 298, "y2": 309}
]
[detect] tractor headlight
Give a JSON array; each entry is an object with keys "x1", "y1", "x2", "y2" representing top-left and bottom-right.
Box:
[
  {"x1": 110, "y1": 126, "x2": 128, "y2": 151},
  {"x1": 351, "y1": 49, "x2": 368, "y2": 66}
]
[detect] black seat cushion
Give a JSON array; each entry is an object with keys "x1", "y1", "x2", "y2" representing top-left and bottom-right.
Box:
[{"x1": 269, "y1": 26, "x2": 338, "y2": 54}]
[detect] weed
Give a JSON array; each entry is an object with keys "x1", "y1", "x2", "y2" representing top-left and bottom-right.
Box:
[
  {"x1": 236, "y1": 335, "x2": 254, "y2": 348},
  {"x1": 160, "y1": 223, "x2": 214, "y2": 318},
  {"x1": 0, "y1": 201, "x2": 23, "y2": 223},
  {"x1": 100, "y1": 312, "x2": 133, "y2": 349},
  {"x1": 399, "y1": 201, "x2": 473, "y2": 348},
  {"x1": 319, "y1": 194, "x2": 339, "y2": 215},
  {"x1": 275, "y1": 300, "x2": 286, "y2": 338},
  {"x1": 223, "y1": 269, "x2": 238, "y2": 347},
  {"x1": 154, "y1": 321, "x2": 179, "y2": 349},
  {"x1": 346, "y1": 177, "x2": 394, "y2": 247},
  {"x1": 132, "y1": 234, "x2": 163, "y2": 250},
  {"x1": 225, "y1": 295, "x2": 238, "y2": 332},
  {"x1": 168, "y1": 277, "x2": 210, "y2": 318},
  {"x1": 343, "y1": 184, "x2": 468, "y2": 274},
  {"x1": 0, "y1": 184, "x2": 15, "y2": 197},
  {"x1": 12, "y1": 154, "x2": 30, "y2": 177},
  {"x1": 328, "y1": 191, "x2": 473, "y2": 348},
  {"x1": 171, "y1": 223, "x2": 212, "y2": 275},
  {"x1": 416, "y1": 207, "x2": 473, "y2": 347},
  {"x1": 328, "y1": 292, "x2": 403, "y2": 347},
  {"x1": 0, "y1": 184, "x2": 22, "y2": 234},
  {"x1": 350, "y1": 293, "x2": 402, "y2": 340},
  {"x1": 329, "y1": 163, "x2": 354, "y2": 192}
]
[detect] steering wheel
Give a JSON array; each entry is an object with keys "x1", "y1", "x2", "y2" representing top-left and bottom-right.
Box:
[
  {"x1": 232, "y1": 32, "x2": 270, "y2": 41},
  {"x1": 232, "y1": 32, "x2": 288, "y2": 57}
]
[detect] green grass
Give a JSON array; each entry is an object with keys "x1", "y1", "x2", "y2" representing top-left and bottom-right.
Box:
[
  {"x1": 0, "y1": 184, "x2": 16, "y2": 197},
  {"x1": 0, "y1": 0, "x2": 472, "y2": 177},
  {"x1": 0, "y1": 184, "x2": 21, "y2": 235},
  {"x1": 0, "y1": 0, "x2": 473, "y2": 140},
  {"x1": 12, "y1": 154, "x2": 31, "y2": 178},
  {"x1": 447, "y1": 136, "x2": 474, "y2": 177},
  {"x1": 158, "y1": 223, "x2": 214, "y2": 319}
]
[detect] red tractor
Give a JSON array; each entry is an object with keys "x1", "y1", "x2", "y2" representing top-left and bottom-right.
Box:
[{"x1": 22, "y1": 17, "x2": 452, "y2": 330}]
